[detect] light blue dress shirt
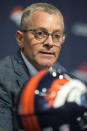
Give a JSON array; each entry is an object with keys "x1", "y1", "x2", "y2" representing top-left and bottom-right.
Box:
[{"x1": 21, "y1": 52, "x2": 38, "y2": 76}]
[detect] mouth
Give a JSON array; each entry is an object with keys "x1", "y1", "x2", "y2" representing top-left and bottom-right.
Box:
[{"x1": 39, "y1": 51, "x2": 55, "y2": 56}]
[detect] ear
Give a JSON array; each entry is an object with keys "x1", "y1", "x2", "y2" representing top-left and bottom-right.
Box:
[
  {"x1": 62, "y1": 34, "x2": 66, "y2": 43},
  {"x1": 16, "y1": 31, "x2": 24, "y2": 48}
]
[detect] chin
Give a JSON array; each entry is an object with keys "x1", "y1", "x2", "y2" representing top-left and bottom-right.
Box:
[
  {"x1": 38, "y1": 62, "x2": 54, "y2": 70},
  {"x1": 34, "y1": 59, "x2": 56, "y2": 71}
]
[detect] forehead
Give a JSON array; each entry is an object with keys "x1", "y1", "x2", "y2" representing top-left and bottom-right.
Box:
[{"x1": 28, "y1": 11, "x2": 63, "y2": 32}]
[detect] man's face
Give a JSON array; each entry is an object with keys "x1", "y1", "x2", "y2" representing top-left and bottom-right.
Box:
[{"x1": 17, "y1": 11, "x2": 65, "y2": 70}]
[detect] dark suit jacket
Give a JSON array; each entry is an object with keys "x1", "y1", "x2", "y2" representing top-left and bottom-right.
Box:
[
  {"x1": 0, "y1": 50, "x2": 66, "y2": 131},
  {"x1": 0, "y1": 50, "x2": 31, "y2": 131}
]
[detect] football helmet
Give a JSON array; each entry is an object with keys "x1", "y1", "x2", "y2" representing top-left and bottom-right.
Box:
[{"x1": 16, "y1": 68, "x2": 87, "y2": 131}]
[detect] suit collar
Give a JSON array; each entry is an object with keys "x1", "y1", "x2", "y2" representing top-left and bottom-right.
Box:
[
  {"x1": 13, "y1": 49, "x2": 30, "y2": 76},
  {"x1": 11, "y1": 49, "x2": 31, "y2": 87}
]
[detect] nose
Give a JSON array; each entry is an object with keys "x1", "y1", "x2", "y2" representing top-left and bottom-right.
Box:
[{"x1": 43, "y1": 35, "x2": 54, "y2": 46}]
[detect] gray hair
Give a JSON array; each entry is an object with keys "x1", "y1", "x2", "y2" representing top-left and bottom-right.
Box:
[{"x1": 20, "y1": 3, "x2": 64, "y2": 30}]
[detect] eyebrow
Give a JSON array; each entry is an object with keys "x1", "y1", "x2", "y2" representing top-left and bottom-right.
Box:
[
  {"x1": 53, "y1": 29, "x2": 63, "y2": 33},
  {"x1": 32, "y1": 27, "x2": 63, "y2": 33}
]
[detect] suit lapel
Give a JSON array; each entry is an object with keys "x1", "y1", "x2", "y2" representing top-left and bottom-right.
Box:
[
  {"x1": 11, "y1": 50, "x2": 31, "y2": 88},
  {"x1": 16, "y1": 72, "x2": 30, "y2": 88}
]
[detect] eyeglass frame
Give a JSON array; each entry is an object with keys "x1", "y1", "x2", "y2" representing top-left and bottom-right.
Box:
[{"x1": 21, "y1": 28, "x2": 65, "y2": 46}]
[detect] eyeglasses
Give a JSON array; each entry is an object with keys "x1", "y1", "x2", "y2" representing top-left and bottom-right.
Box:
[{"x1": 22, "y1": 28, "x2": 65, "y2": 46}]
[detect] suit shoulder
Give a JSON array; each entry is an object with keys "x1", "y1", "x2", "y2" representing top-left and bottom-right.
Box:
[
  {"x1": 0, "y1": 56, "x2": 14, "y2": 76},
  {"x1": 0, "y1": 56, "x2": 12, "y2": 68}
]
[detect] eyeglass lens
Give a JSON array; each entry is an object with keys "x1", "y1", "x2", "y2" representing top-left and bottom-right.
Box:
[{"x1": 33, "y1": 29, "x2": 64, "y2": 43}]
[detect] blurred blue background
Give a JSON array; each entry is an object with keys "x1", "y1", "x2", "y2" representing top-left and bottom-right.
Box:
[{"x1": 0, "y1": 0, "x2": 87, "y2": 82}]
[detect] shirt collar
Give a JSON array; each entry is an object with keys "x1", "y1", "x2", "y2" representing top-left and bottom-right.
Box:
[{"x1": 21, "y1": 52, "x2": 38, "y2": 76}]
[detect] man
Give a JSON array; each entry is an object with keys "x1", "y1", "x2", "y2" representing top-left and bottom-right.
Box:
[{"x1": 0, "y1": 3, "x2": 65, "y2": 131}]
